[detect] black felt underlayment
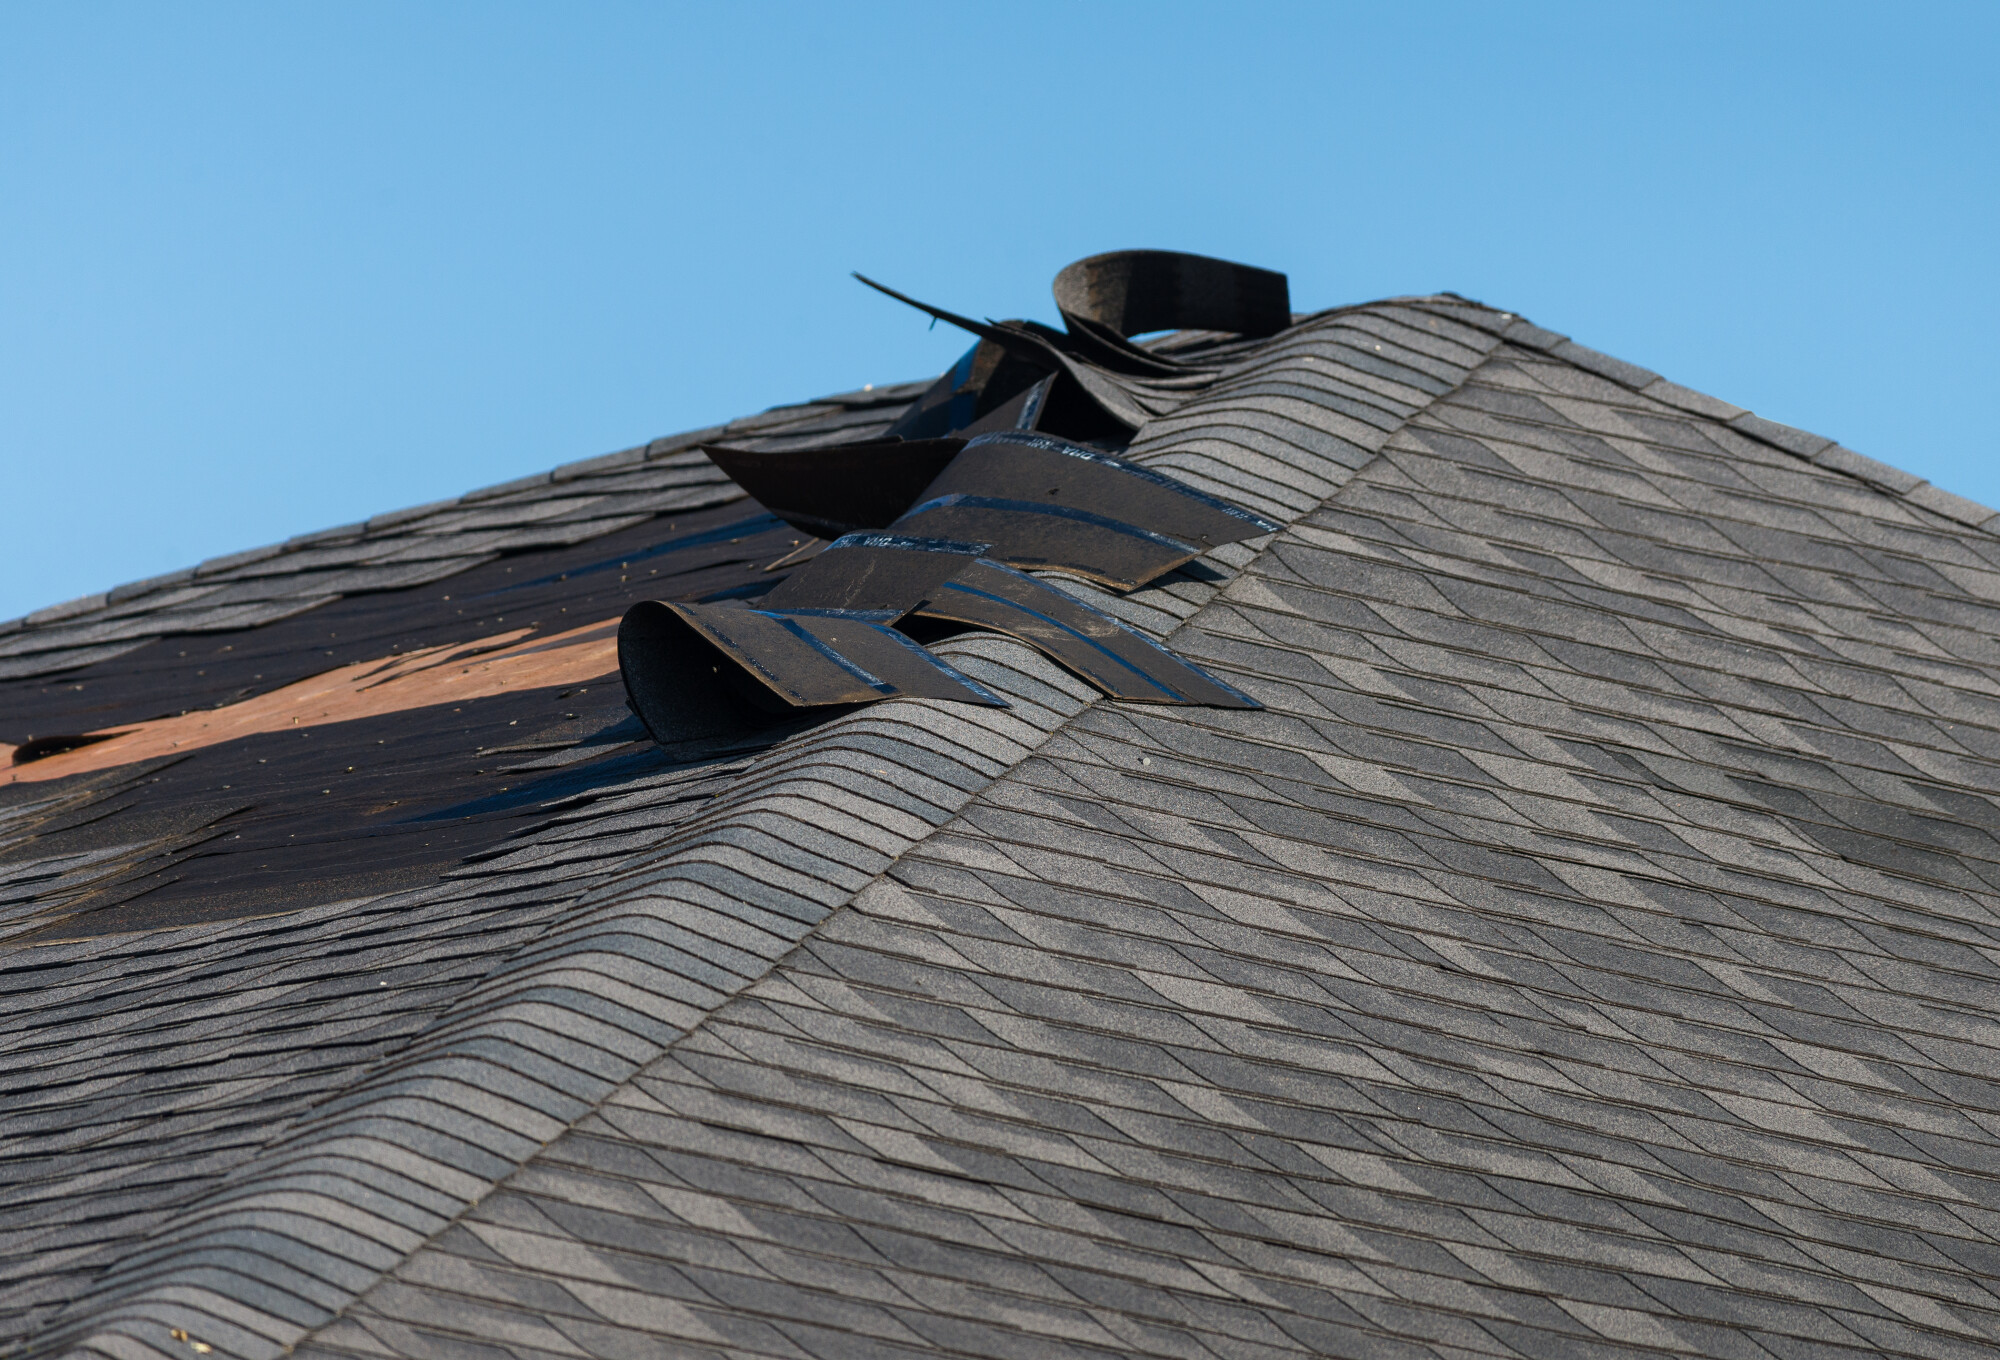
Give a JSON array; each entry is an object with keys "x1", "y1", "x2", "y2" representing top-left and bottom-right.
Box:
[{"x1": 0, "y1": 501, "x2": 815, "y2": 940}]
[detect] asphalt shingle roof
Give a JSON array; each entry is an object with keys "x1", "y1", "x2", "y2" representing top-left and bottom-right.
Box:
[{"x1": 8, "y1": 278, "x2": 2000, "y2": 1360}]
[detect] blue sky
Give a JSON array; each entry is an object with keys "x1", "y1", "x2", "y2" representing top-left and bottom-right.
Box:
[{"x1": 2, "y1": 4, "x2": 1994, "y2": 622}]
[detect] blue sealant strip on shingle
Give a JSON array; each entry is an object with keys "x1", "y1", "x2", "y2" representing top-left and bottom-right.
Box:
[
  {"x1": 823, "y1": 533, "x2": 993, "y2": 557},
  {"x1": 861, "y1": 622, "x2": 1010, "y2": 706},
  {"x1": 753, "y1": 611, "x2": 897, "y2": 695},
  {"x1": 755, "y1": 607, "x2": 901, "y2": 621}
]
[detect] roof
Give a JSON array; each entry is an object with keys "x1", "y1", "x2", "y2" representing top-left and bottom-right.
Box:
[{"x1": 10, "y1": 261, "x2": 2000, "y2": 1360}]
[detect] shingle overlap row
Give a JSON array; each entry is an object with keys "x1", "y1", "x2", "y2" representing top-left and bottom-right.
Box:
[{"x1": 292, "y1": 319, "x2": 2000, "y2": 1360}]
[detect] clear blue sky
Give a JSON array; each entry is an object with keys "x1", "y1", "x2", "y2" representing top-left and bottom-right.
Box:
[{"x1": 2, "y1": 4, "x2": 1994, "y2": 623}]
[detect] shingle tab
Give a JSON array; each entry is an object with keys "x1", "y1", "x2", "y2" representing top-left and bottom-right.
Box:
[
  {"x1": 286, "y1": 521, "x2": 370, "y2": 547},
  {"x1": 548, "y1": 446, "x2": 646, "y2": 483},
  {"x1": 1901, "y1": 480, "x2": 1997, "y2": 529},
  {"x1": 1500, "y1": 318, "x2": 1568, "y2": 350},
  {"x1": 105, "y1": 568, "x2": 199, "y2": 606},
  {"x1": 365, "y1": 498, "x2": 461, "y2": 532},
  {"x1": 1641, "y1": 377, "x2": 1748, "y2": 420},
  {"x1": 195, "y1": 543, "x2": 289, "y2": 576},
  {"x1": 458, "y1": 472, "x2": 552, "y2": 503},
  {"x1": 1815, "y1": 443, "x2": 1928, "y2": 493},
  {"x1": 1730, "y1": 412, "x2": 1836, "y2": 459},
  {"x1": 1551, "y1": 340, "x2": 1661, "y2": 389},
  {"x1": 21, "y1": 591, "x2": 109, "y2": 627}
]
